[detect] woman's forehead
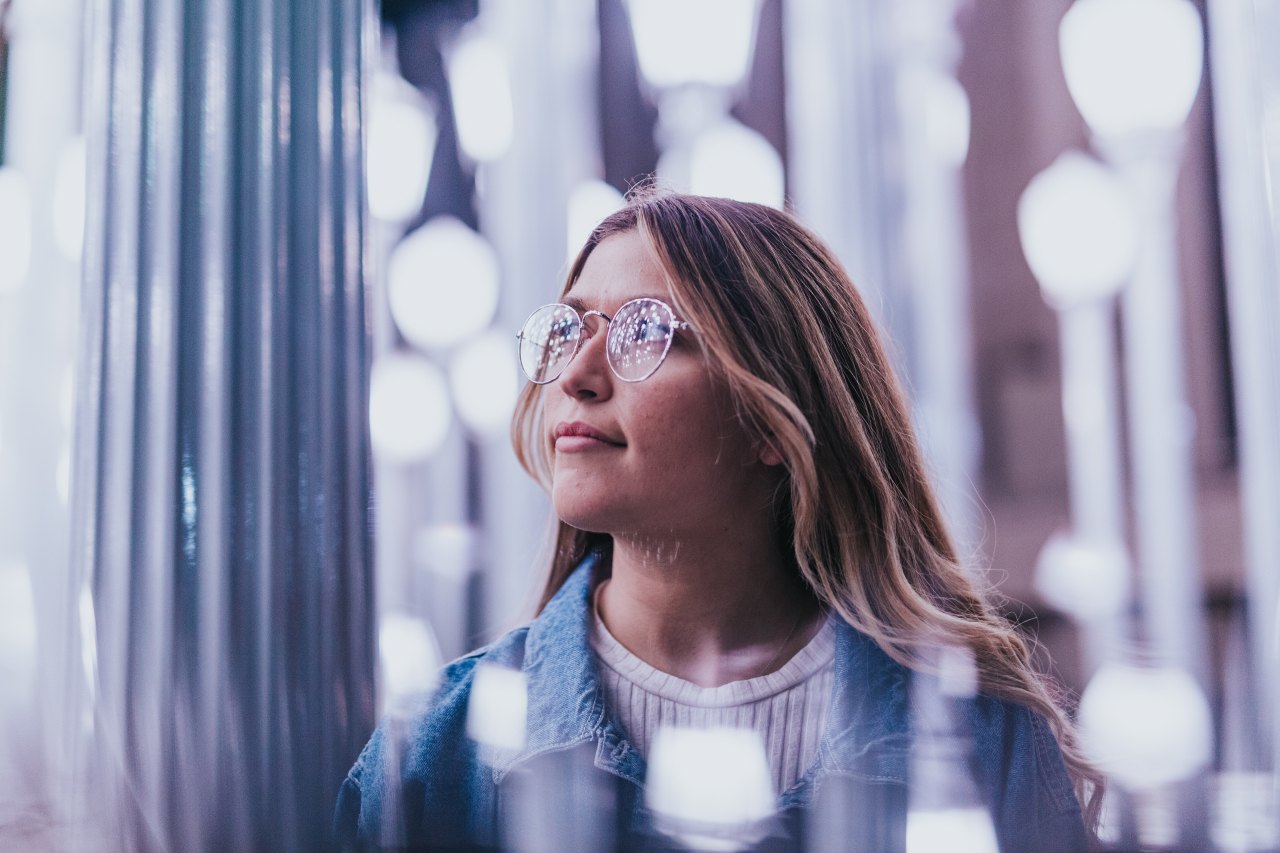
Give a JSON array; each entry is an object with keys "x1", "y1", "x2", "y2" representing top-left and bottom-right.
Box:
[{"x1": 564, "y1": 232, "x2": 674, "y2": 310}]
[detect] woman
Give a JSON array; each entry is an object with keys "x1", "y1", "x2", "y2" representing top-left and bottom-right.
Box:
[{"x1": 336, "y1": 191, "x2": 1099, "y2": 850}]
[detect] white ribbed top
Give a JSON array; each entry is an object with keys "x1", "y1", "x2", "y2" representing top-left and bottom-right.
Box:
[{"x1": 590, "y1": 603, "x2": 836, "y2": 796}]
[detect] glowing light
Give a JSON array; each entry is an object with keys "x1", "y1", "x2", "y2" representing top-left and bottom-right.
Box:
[
  {"x1": 57, "y1": 447, "x2": 71, "y2": 505},
  {"x1": 1035, "y1": 532, "x2": 1131, "y2": 620},
  {"x1": 664, "y1": 119, "x2": 784, "y2": 208},
  {"x1": 368, "y1": 73, "x2": 437, "y2": 223},
  {"x1": 79, "y1": 581, "x2": 98, "y2": 708},
  {"x1": 388, "y1": 216, "x2": 500, "y2": 351},
  {"x1": 626, "y1": 0, "x2": 761, "y2": 89},
  {"x1": 379, "y1": 614, "x2": 442, "y2": 718},
  {"x1": 907, "y1": 808, "x2": 999, "y2": 853},
  {"x1": 51, "y1": 136, "x2": 87, "y2": 260},
  {"x1": 368, "y1": 354, "x2": 451, "y2": 463},
  {"x1": 567, "y1": 180, "x2": 625, "y2": 260},
  {"x1": 937, "y1": 644, "x2": 978, "y2": 699},
  {"x1": 922, "y1": 72, "x2": 971, "y2": 167},
  {"x1": 1212, "y1": 772, "x2": 1280, "y2": 852},
  {"x1": 413, "y1": 523, "x2": 476, "y2": 582},
  {"x1": 647, "y1": 726, "x2": 775, "y2": 846},
  {"x1": 61, "y1": 365, "x2": 76, "y2": 429},
  {"x1": 1017, "y1": 152, "x2": 1137, "y2": 305},
  {"x1": 0, "y1": 562, "x2": 38, "y2": 688},
  {"x1": 448, "y1": 31, "x2": 514, "y2": 163},
  {"x1": 0, "y1": 167, "x2": 34, "y2": 293},
  {"x1": 448, "y1": 331, "x2": 518, "y2": 436},
  {"x1": 466, "y1": 664, "x2": 528, "y2": 752},
  {"x1": 1080, "y1": 661, "x2": 1211, "y2": 789},
  {"x1": 1060, "y1": 0, "x2": 1204, "y2": 139}
]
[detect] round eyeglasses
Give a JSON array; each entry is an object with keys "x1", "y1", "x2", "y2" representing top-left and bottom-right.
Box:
[{"x1": 516, "y1": 297, "x2": 693, "y2": 384}]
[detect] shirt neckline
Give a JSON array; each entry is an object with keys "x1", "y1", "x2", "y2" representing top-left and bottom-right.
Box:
[{"x1": 590, "y1": 587, "x2": 837, "y2": 708}]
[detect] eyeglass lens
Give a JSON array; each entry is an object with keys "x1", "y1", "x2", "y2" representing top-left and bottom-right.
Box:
[{"x1": 518, "y1": 299, "x2": 677, "y2": 383}]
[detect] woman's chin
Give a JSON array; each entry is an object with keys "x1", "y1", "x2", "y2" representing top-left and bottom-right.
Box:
[{"x1": 551, "y1": 490, "x2": 627, "y2": 535}]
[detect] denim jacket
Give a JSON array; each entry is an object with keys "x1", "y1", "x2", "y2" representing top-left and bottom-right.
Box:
[{"x1": 335, "y1": 552, "x2": 1088, "y2": 851}]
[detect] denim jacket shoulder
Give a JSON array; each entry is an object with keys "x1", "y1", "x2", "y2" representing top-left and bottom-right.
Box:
[{"x1": 334, "y1": 552, "x2": 1088, "y2": 851}]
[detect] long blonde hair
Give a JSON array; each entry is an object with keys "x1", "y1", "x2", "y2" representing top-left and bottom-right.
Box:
[{"x1": 510, "y1": 190, "x2": 1102, "y2": 826}]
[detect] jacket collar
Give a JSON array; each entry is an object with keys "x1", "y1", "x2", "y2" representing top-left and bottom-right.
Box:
[{"x1": 494, "y1": 551, "x2": 911, "y2": 795}]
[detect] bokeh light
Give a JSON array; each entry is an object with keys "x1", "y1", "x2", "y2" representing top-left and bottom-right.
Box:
[
  {"x1": 378, "y1": 614, "x2": 442, "y2": 718},
  {"x1": 646, "y1": 726, "x2": 775, "y2": 844},
  {"x1": 368, "y1": 73, "x2": 437, "y2": 223},
  {"x1": 368, "y1": 353, "x2": 452, "y2": 463},
  {"x1": 52, "y1": 136, "x2": 86, "y2": 261},
  {"x1": 388, "y1": 216, "x2": 501, "y2": 351},
  {"x1": 566, "y1": 179, "x2": 625, "y2": 261},
  {"x1": 448, "y1": 330, "x2": 519, "y2": 436},
  {"x1": 668, "y1": 118, "x2": 784, "y2": 208},
  {"x1": 448, "y1": 31, "x2": 515, "y2": 163},
  {"x1": 466, "y1": 664, "x2": 528, "y2": 753},
  {"x1": 1060, "y1": 0, "x2": 1204, "y2": 139},
  {"x1": 1080, "y1": 661, "x2": 1212, "y2": 789},
  {"x1": 1035, "y1": 532, "x2": 1131, "y2": 620},
  {"x1": 1017, "y1": 151, "x2": 1138, "y2": 305},
  {"x1": 0, "y1": 167, "x2": 34, "y2": 293},
  {"x1": 626, "y1": 0, "x2": 760, "y2": 90}
]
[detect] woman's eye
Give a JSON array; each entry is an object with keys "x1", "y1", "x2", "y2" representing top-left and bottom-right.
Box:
[{"x1": 633, "y1": 319, "x2": 668, "y2": 342}]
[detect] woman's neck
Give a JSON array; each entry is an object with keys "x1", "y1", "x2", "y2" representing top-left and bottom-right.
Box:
[{"x1": 594, "y1": 531, "x2": 824, "y2": 688}]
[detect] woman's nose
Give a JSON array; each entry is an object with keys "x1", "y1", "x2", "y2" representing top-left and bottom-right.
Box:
[{"x1": 556, "y1": 324, "x2": 613, "y2": 400}]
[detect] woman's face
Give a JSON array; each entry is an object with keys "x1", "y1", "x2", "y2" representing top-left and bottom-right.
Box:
[{"x1": 542, "y1": 231, "x2": 782, "y2": 541}]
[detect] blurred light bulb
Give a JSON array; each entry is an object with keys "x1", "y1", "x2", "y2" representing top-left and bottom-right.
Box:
[
  {"x1": 57, "y1": 447, "x2": 71, "y2": 505},
  {"x1": 448, "y1": 31, "x2": 514, "y2": 163},
  {"x1": 379, "y1": 614, "x2": 442, "y2": 718},
  {"x1": 0, "y1": 562, "x2": 38, "y2": 691},
  {"x1": 369, "y1": 353, "x2": 451, "y2": 463},
  {"x1": 626, "y1": 0, "x2": 761, "y2": 89},
  {"x1": 1080, "y1": 661, "x2": 1211, "y2": 789},
  {"x1": 467, "y1": 663, "x2": 528, "y2": 753},
  {"x1": 1212, "y1": 771, "x2": 1280, "y2": 852},
  {"x1": 901, "y1": 69, "x2": 971, "y2": 167},
  {"x1": 1035, "y1": 532, "x2": 1131, "y2": 620},
  {"x1": 1060, "y1": 0, "x2": 1204, "y2": 139},
  {"x1": 413, "y1": 522, "x2": 476, "y2": 583},
  {"x1": 448, "y1": 331, "x2": 518, "y2": 436},
  {"x1": 567, "y1": 180, "x2": 625, "y2": 261},
  {"x1": 647, "y1": 726, "x2": 775, "y2": 847},
  {"x1": 79, "y1": 581, "x2": 98, "y2": 708},
  {"x1": 663, "y1": 118, "x2": 783, "y2": 208},
  {"x1": 368, "y1": 73, "x2": 437, "y2": 223},
  {"x1": 52, "y1": 136, "x2": 86, "y2": 260},
  {"x1": 1017, "y1": 151, "x2": 1137, "y2": 305},
  {"x1": 61, "y1": 365, "x2": 76, "y2": 429},
  {"x1": 937, "y1": 644, "x2": 978, "y2": 699},
  {"x1": 906, "y1": 808, "x2": 999, "y2": 853},
  {"x1": 388, "y1": 216, "x2": 500, "y2": 351},
  {"x1": 0, "y1": 167, "x2": 34, "y2": 293}
]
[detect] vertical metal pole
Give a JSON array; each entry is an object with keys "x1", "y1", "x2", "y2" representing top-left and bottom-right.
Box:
[
  {"x1": 783, "y1": 0, "x2": 900, "y2": 335},
  {"x1": 891, "y1": 0, "x2": 982, "y2": 553},
  {"x1": 1112, "y1": 149, "x2": 1207, "y2": 680},
  {"x1": 1207, "y1": 0, "x2": 1280, "y2": 781},
  {"x1": 785, "y1": 0, "x2": 981, "y2": 554},
  {"x1": 476, "y1": 0, "x2": 596, "y2": 634},
  {"x1": 74, "y1": 0, "x2": 375, "y2": 849},
  {"x1": 1110, "y1": 144, "x2": 1212, "y2": 848}
]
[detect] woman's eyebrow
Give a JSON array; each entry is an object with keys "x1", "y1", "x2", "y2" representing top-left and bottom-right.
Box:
[{"x1": 562, "y1": 295, "x2": 589, "y2": 313}]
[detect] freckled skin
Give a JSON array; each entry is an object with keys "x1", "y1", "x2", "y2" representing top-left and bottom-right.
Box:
[
  {"x1": 542, "y1": 232, "x2": 817, "y2": 687},
  {"x1": 544, "y1": 232, "x2": 776, "y2": 545}
]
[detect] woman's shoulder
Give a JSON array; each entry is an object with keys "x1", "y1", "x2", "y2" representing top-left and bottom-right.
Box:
[{"x1": 333, "y1": 623, "x2": 538, "y2": 847}]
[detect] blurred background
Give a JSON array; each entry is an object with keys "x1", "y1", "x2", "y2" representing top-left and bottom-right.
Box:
[{"x1": 0, "y1": 0, "x2": 1278, "y2": 849}]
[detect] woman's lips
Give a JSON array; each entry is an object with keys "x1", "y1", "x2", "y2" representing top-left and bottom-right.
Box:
[
  {"x1": 554, "y1": 435, "x2": 623, "y2": 452},
  {"x1": 552, "y1": 421, "x2": 625, "y2": 451}
]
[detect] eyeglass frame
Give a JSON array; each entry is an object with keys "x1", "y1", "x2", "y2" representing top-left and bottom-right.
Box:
[{"x1": 514, "y1": 296, "x2": 694, "y2": 384}]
